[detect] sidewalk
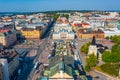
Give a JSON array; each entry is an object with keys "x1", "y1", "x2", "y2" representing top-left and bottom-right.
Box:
[{"x1": 94, "y1": 70, "x2": 120, "y2": 80}]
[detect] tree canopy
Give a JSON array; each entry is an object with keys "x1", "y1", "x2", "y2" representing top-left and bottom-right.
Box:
[
  {"x1": 61, "y1": 14, "x2": 69, "y2": 19},
  {"x1": 53, "y1": 14, "x2": 60, "y2": 20},
  {"x1": 102, "y1": 51, "x2": 120, "y2": 63},
  {"x1": 110, "y1": 35, "x2": 120, "y2": 44},
  {"x1": 85, "y1": 53, "x2": 97, "y2": 72},
  {"x1": 80, "y1": 42, "x2": 90, "y2": 54},
  {"x1": 86, "y1": 54, "x2": 98, "y2": 67},
  {"x1": 102, "y1": 35, "x2": 120, "y2": 63},
  {"x1": 101, "y1": 35, "x2": 120, "y2": 77}
]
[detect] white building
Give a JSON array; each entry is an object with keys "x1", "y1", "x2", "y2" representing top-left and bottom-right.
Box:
[
  {"x1": 0, "y1": 49, "x2": 20, "y2": 80},
  {"x1": 109, "y1": 12, "x2": 119, "y2": 18},
  {"x1": 0, "y1": 59, "x2": 9, "y2": 80},
  {"x1": 87, "y1": 20, "x2": 105, "y2": 28},
  {"x1": 100, "y1": 28, "x2": 120, "y2": 37},
  {"x1": 88, "y1": 45, "x2": 98, "y2": 56},
  {"x1": 88, "y1": 37, "x2": 98, "y2": 56},
  {"x1": 53, "y1": 23, "x2": 75, "y2": 40}
]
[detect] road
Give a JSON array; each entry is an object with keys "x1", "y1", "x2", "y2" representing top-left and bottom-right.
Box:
[
  {"x1": 16, "y1": 39, "x2": 47, "y2": 80},
  {"x1": 15, "y1": 21, "x2": 54, "y2": 80},
  {"x1": 28, "y1": 39, "x2": 47, "y2": 80},
  {"x1": 28, "y1": 21, "x2": 54, "y2": 80},
  {"x1": 75, "y1": 39, "x2": 90, "y2": 67},
  {"x1": 88, "y1": 70, "x2": 118, "y2": 80}
]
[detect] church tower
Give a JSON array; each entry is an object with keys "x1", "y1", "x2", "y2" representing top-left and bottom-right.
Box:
[{"x1": 88, "y1": 36, "x2": 97, "y2": 56}]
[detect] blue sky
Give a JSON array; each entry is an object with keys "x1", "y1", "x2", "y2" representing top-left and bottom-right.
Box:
[{"x1": 0, "y1": 0, "x2": 120, "y2": 12}]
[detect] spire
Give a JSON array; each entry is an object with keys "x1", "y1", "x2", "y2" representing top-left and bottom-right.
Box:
[{"x1": 91, "y1": 36, "x2": 96, "y2": 45}]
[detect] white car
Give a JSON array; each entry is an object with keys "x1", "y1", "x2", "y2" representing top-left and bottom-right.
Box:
[{"x1": 34, "y1": 62, "x2": 41, "y2": 70}]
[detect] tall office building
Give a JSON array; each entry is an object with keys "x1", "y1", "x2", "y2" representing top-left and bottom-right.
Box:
[{"x1": 0, "y1": 59, "x2": 9, "y2": 80}]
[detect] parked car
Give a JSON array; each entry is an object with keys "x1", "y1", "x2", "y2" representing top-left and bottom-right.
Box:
[{"x1": 34, "y1": 62, "x2": 42, "y2": 70}]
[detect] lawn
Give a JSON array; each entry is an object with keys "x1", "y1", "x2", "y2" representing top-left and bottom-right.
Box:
[{"x1": 95, "y1": 63, "x2": 119, "y2": 77}]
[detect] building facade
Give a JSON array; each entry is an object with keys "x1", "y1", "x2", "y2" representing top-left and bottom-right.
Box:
[
  {"x1": 20, "y1": 28, "x2": 41, "y2": 39},
  {"x1": 43, "y1": 56, "x2": 80, "y2": 80},
  {"x1": 101, "y1": 28, "x2": 120, "y2": 37},
  {"x1": 20, "y1": 23, "x2": 47, "y2": 39},
  {"x1": 0, "y1": 49, "x2": 20, "y2": 80},
  {"x1": 0, "y1": 26, "x2": 16, "y2": 47},
  {"x1": 0, "y1": 59, "x2": 9, "y2": 80},
  {"x1": 77, "y1": 29, "x2": 104, "y2": 40},
  {"x1": 53, "y1": 29, "x2": 75, "y2": 40},
  {"x1": 53, "y1": 24, "x2": 75, "y2": 40},
  {"x1": 0, "y1": 63, "x2": 4, "y2": 80}
]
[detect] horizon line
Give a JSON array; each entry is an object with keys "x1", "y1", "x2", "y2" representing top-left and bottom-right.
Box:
[{"x1": 0, "y1": 9, "x2": 120, "y2": 13}]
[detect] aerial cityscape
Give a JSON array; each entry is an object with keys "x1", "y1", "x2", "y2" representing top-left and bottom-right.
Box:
[{"x1": 0, "y1": 0, "x2": 120, "y2": 80}]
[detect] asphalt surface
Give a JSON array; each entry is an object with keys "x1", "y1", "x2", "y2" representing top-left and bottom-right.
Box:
[
  {"x1": 28, "y1": 21, "x2": 54, "y2": 80},
  {"x1": 15, "y1": 21, "x2": 54, "y2": 80}
]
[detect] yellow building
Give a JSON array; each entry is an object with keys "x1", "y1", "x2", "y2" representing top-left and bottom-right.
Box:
[
  {"x1": 77, "y1": 29, "x2": 104, "y2": 40},
  {"x1": 20, "y1": 28, "x2": 41, "y2": 39}
]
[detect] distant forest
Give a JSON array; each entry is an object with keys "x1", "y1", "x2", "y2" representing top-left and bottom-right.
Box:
[{"x1": 0, "y1": 10, "x2": 120, "y2": 16}]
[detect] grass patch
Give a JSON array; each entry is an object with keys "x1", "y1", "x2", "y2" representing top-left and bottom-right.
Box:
[
  {"x1": 94, "y1": 66, "x2": 103, "y2": 72},
  {"x1": 95, "y1": 63, "x2": 119, "y2": 77}
]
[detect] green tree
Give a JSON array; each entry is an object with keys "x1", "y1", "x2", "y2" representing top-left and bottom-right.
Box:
[
  {"x1": 85, "y1": 64, "x2": 90, "y2": 72},
  {"x1": 102, "y1": 35, "x2": 120, "y2": 63},
  {"x1": 102, "y1": 51, "x2": 120, "y2": 63},
  {"x1": 86, "y1": 54, "x2": 98, "y2": 67},
  {"x1": 100, "y1": 35, "x2": 120, "y2": 76},
  {"x1": 64, "y1": 14, "x2": 69, "y2": 19},
  {"x1": 112, "y1": 44, "x2": 120, "y2": 53},
  {"x1": 110, "y1": 35, "x2": 120, "y2": 44},
  {"x1": 61, "y1": 14, "x2": 69, "y2": 19},
  {"x1": 80, "y1": 42, "x2": 90, "y2": 54},
  {"x1": 53, "y1": 14, "x2": 60, "y2": 20},
  {"x1": 111, "y1": 52, "x2": 120, "y2": 62},
  {"x1": 105, "y1": 36, "x2": 110, "y2": 40},
  {"x1": 102, "y1": 51, "x2": 112, "y2": 62}
]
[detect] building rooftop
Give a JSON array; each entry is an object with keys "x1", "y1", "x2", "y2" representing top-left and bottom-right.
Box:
[
  {"x1": 0, "y1": 29, "x2": 14, "y2": 37},
  {"x1": 49, "y1": 62, "x2": 73, "y2": 77},
  {"x1": 49, "y1": 55, "x2": 74, "y2": 68},
  {"x1": 0, "y1": 25, "x2": 14, "y2": 33},
  {"x1": 25, "y1": 23, "x2": 46, "y2": 28},
  {"x1": 0, "y1": 49, "x2": 18, "y2": 63},
  {"x1": 74, "y1": 23, "x2": 82, "y2": 27},
  {"x1": 21, "y1": 26, "x2": 43, "y2": 31},
  {"x1": 0, "y1": 29, "x2": 11, "y2": 33},
  {"x1": 82, "y1": 22, "x2": 90, "y2": 25},
  {"x1": 103, "y1": 28, "x2": 120, "y2": 33},
  {"x1": 0, "y1": 25, "x2": 14, "y2": 37},
  {"x1": 78, "y1": 28, "x2": 104, "y2": 34}
]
